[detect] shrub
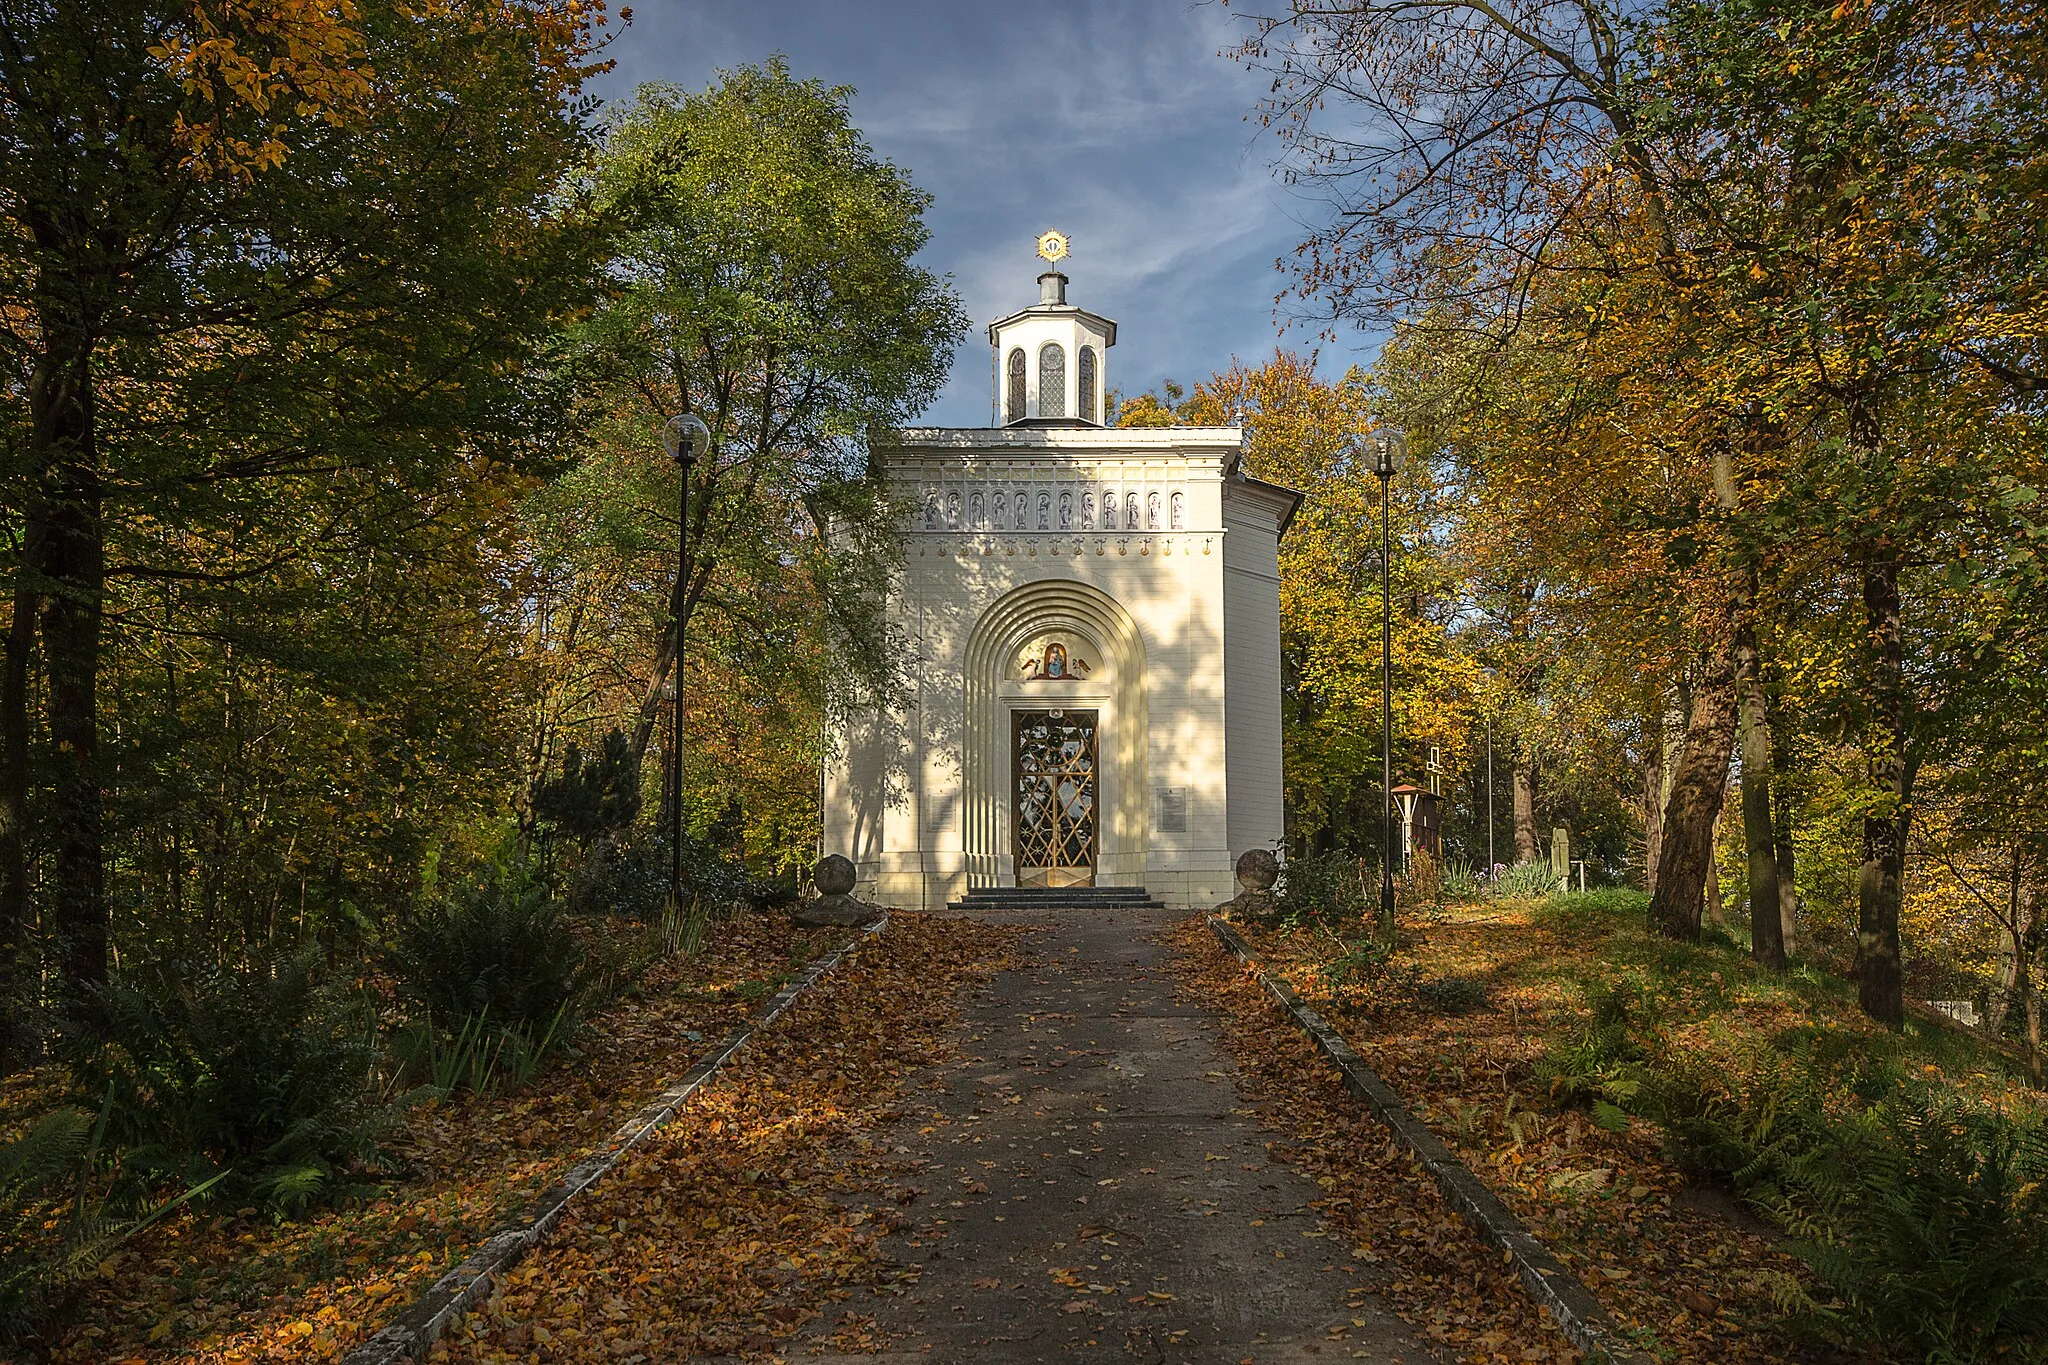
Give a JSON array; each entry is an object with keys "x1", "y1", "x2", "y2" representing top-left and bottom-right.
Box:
[
  {"x1": 570, "y1": 833, "x2": 671, "y2": 921},
  {"x1": 393, "y1": 871, "x2": 590, "y2": 1034},
  {"x1": 1783, "y1": 1094, "x2": 2048, "y2": 1361},
  {"x1": 1488, "y1": 859, "x2": 1563, "y2": 899},
  {"x1": 1278, "y1": 849, "x2": 1369, "y2": 925},
  {"x1": 1536, "y1": 979, "x2": 1649, "y2": 1131},
  {"x1": 569, "y1": 831, "x2": 764, "y2": 923},
  {"x1": 0, "y1": 1108, "x2": 226, "y2": 1339},
  {"x1": 1645, "y1": 1039, "x2": 2048, "y2": 1361},
  {"x1": 0, "y1": 1108, "x2": 94, "y2": 1334},
  {"x1": 80, "y1": 947, "x2": 396, "y2": 1214},
  {"x1": 1440, "y1": 859, "x2": 1483, "y2": 901},
  {"x1": 1417, "y1": 974, "x2": 1490, "y2": 1015}
]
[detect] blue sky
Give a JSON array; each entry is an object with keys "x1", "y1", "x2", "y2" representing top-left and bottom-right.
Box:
[{"x1": 592, "y1": 1, "x2": 1378, "y2": 426}]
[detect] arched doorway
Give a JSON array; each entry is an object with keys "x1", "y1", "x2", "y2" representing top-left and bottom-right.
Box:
[{"x1": 961, "y1": 579, "x2": 1148, "y2": 889}]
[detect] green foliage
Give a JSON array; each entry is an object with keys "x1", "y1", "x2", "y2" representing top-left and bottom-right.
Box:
[
  {"x1": 1439, "y1": 859, "x2": 1483, "y2": 900},
  {"x1": 0, "y1": 1106, "x2": 227, "y2": 1340},
  {"x1": 0, "y1": 1108, "x2": 94, "y2": 1333},
  {"x1": 1536, "y1": 979, "x2": 1649, "y2": 1113},
  {"x1": 1488, "y1": 860, "x2": 1564, "y2": 899},
  {"x1": 1541, "y1": 888, "x2": 1651, "y2": 921},
  {"x1": 569, "y1": 833, "x2": 673, "y2": 921},
  {"x1": 80, "y1": 948, "x2": 396, "y2": 1215},
  {"x1": 392, "y1": 872, "x2": 590, "y2": 1037},
  {"x1": 1646, "y1": 1039, "x2": 2048, "y2": 1361},
  {"x1": 568, "y1": 830, "x2": 766, "y2": 925},
  {"x1": 388, "y1": 1003, "x2": 573, "y2": 1101},
  {"x1": 1416, "y1": 974, "x2": 1490, "y2": 1015},
  {"x1": 1279, "y1": 849, "x2": 1370, "y2": 926},
  {"x1": 530, "y1": 731, "x2": 641, "y2": 844}
]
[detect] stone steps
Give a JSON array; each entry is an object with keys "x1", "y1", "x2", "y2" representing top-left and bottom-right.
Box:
[{"x1": 946, "y1": 885, "x2": 1165, "y2": 912}]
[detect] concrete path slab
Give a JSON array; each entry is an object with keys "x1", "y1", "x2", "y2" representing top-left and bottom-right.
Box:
[{"x1": 799, "y1": 906, "x2": 1442, "y2": 1364}]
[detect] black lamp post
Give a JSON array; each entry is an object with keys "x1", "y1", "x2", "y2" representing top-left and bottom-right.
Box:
[
  {"x1": 1367, "y1": 427, "x2": 1404, "y2": 941},
  {"x1": 661, "y1": 412, "x2": 711, "y2": 911}
]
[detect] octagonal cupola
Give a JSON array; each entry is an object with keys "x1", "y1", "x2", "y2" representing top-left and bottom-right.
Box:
[{"x1": 988, "y1": 231, "x2": 1117, "y2": 426}]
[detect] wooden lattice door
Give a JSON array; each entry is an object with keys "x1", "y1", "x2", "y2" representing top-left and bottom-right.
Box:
[{"x1": 1013, "y1": 709, "x2": 1099, "y2": 888}]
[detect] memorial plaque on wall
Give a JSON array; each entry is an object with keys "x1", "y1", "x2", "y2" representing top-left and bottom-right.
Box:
[{"x1": 1156, "y1": 787, "x2": 1188, "y2": 833}]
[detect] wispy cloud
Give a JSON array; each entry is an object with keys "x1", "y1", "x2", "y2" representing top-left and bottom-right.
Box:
[{"x1": 590, "y1": 0, "x2": 1365, "y2": 422}]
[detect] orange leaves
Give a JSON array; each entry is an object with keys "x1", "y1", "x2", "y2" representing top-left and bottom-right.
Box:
[
  {"x1": 430, "y1": 914, "x2": 1022, "y2": 1363},
  {"x1": 148, "y1": 0, "x2": 376, "y2": 175}
]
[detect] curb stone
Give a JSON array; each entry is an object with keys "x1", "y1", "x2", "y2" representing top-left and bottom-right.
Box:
[
  {"x1": 1207, "y1": 916, "x2": 1653, "y2": 1365},
  {"x1": 342, "y1": 915, "x2": 889, "y2": 1365}
]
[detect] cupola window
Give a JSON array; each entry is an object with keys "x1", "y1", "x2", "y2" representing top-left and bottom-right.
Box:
[
  {"x1": 1078, "y1": 346, "x2": 1097, "y2": 422},
  {"x1": 1006, "y1": 348, "x2": 1026, "y2": 423},
  {"x1": 1039, "y1": 343, "x2": 1066, "y2": 418}
]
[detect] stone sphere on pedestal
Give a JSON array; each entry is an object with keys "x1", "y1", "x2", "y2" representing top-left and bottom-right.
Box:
[
  {"x1": 1234, "y1": 848, "x2": 1280, "y2": 893},
  {"x1": 814, "y1": 854, "x2": 858, "y2": 897}
]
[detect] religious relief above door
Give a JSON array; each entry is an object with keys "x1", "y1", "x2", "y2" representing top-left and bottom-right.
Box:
[
  {"x1": 1014, "y1": 708, "x2": 1098, "y2": 888},
  {"x1": 1019, "y1": 641, "x2": 1092, "y2": 680}
]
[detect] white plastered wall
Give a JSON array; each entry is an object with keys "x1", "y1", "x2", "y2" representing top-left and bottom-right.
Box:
[{"x1": 821, "y1": 427, "x2": 1285, "y2": 911}]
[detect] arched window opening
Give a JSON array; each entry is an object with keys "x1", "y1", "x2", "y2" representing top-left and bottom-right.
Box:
[
  {"x1": 1078, "y1": 346, "x2": 1097, "y2": 423},
  {"x1": 1006, "y1": 348, "x2": 1026, "y2": 422},
  {"x1": 1039, "y1": 343, "x2": 1066, "y2": 418}
]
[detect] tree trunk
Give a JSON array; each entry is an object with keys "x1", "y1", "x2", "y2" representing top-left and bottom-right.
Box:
[
  {"x1": 1643, "y1": 705, "x2": 1664, "y2": 895},
  {"x1": 1769, "y1": 693, "x2": 1799, "y2": 955},
  {"x1": 1856, "y1": 550, "x2": 1908, "y2": 1028},
  {"x1": 2028, "y1": 972, "x2": 2042, "y2": 1086},
  {"x1": 0, "y1": 578, "x2": 32, "y2": 977},
  {"x1": 28, "y1": 325, "x2": 107, "y2": 1016},
  {"x1": 1512, "y1": 752, "x2": 1537, "y2": 863},
  {"x1": 1650, "y1": 651, "x2": 1738, "y2": 941},
  {"x1": 1704, "y1": 805, "x2": 1727, "y2": 931},
  {"x1": 1988, "y1": 855, "x2": 2031, "y2": 1041},
  {"x1": 1734, "y1": 596, "x2": 1784, "y2": 969}
]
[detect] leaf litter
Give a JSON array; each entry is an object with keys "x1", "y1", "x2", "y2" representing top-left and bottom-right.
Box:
[{"x1": 48, "y1": 915, "x2": 1007, "y2": 1364}]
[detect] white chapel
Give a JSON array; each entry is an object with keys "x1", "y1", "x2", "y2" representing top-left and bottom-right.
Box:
[{"x1": 823, "y1": 237, "x2": 1299, "y2": 911}]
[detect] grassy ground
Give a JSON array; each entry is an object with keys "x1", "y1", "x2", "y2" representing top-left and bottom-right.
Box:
[
  {"x1": 30, "y1": 915, "x2": 852, "y2": 1364},
  {"x1": 1222, "y1": 890, "x2": 2043, "y2": 1364}
]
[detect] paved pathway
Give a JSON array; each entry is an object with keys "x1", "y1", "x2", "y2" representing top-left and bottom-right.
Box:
[{"x1": 801, "y1": 905, "x2": 1440, "y2": 1364}]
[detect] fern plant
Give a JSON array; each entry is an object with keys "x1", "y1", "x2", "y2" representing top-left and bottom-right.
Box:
[
  {"x1": 1640, "y1": 1034, "x2": 2048, "y2": 1361},
  {"x1": 80, "y1": 946, "x2": 399, "y2": 1215},
  {"x1": 393, "y1": 871, "x2": 590, "y2": 1033},
  {"x1": 0, "y1": 1107, "x2": 225, "y2": 1340},
  {"x1": 1774, "y1": 1092, "x2": 2048, "y2": 1362},
  {"x1": 1536, "y1": 979, "x2": 1648, "y2": 1128}
]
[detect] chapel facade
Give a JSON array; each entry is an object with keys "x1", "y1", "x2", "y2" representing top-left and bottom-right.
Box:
[{"x1": 823, "y1": 248, "x2": 1298, "y2": 911}]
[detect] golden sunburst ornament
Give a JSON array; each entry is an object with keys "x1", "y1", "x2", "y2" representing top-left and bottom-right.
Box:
[{"x1": 1036, "y1": 229, "x2": 1070, "y2": 264}]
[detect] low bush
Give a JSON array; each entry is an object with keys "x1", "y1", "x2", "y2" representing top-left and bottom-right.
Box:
[
  {"x1": 1416, "y1": 974, "x2": 1490, "y2": 1016},
  {"x1": 393, "y1": 871, "x2": 590, "y2": 1035},
  {"x1": 79, "y1": 947, "x2": 397, "y2": 1214},
  {"x1": 570, "y1": 833, "x2": 671, "y2": 921},
  {"x1": 1535, "y1": 978, "x2": 1652, "y2": 1132},
  {"x1": 1550, "y1": 993, "x2": 2048, "y2": 1361},
  {"x1": 569, "y1": 830, "x2": 766, "y2": 923},
  {"x1": 1653, "y1": 1040, "x2": 2048, "y2": 1361},
  {"x1": 1488, "y1": 859, "x2": 1563, "y2": 899},
  {"x1": 0, "y1": 1108, "x2": 226, "y2": 1340},
  {"x1": 1278, "y1": 849, "x2": 1370, "y2": 925},
  {"x1": 1440, "y1": 859, "x2": 1483, "y2": 901}
]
